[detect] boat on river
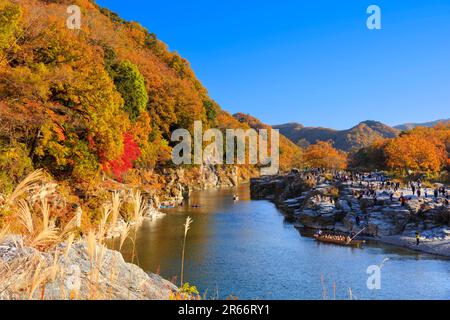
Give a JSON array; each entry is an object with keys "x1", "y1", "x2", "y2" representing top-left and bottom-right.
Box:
[
  {"x1": 160, "y1": 201, "x2": 176, "y2": 209},
  {"x1": 313, "y1": 234, "x2": 365, "y2": 247},
  {"x1": 160, "y1": 205, "x2": 173, "y2": 209}
]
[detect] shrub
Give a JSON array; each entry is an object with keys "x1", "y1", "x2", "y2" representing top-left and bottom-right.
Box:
[{"x1": 0, "y1": 143, "x2": 33, "y2": 193}]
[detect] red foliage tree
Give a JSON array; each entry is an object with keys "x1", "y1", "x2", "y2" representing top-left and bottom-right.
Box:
[{"x1": 104, "y1": 133, "x2": 141, "y2": 181}]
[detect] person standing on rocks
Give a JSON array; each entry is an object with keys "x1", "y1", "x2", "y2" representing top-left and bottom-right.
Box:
[
  {"x1": 415, "y1": 231, "x2": 420, "y2": 246},
  {"x1": 400, "y1": 194, "x2": 406, "y2": 207}
]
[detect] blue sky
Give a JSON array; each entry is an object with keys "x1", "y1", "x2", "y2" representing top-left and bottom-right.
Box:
[{"x1": 96, "y1": 0, "x2": 450, "y2": 129}]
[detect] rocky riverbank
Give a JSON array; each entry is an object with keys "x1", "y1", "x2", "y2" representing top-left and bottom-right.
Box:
[
  {"x1": 250, "y1": 172, "x2": 450, "y2": 257},
  {"x1": 126, "y1": 164, "x2": 256, "y2": 210},
  {"x1": 102, "y1": 164, "x2": 256, "y2": 238},
  {"x1": 0, "y1": 236, "x2": 177, "y2": 300}
]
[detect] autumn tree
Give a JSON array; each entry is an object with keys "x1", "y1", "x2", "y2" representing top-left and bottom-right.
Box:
[
  {"x1": 303, "y1": 141, "x2": 347, "y2": 170},
  {"x1": 384, "y1": 131, "x2": 447, "y2": 174},
  {"x1": 103, "y1": 132, "x2": 141, "y2": 181}
]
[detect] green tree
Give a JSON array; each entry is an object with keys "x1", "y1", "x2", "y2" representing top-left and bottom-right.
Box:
[
  {"x1": 0, "y1": 0, "x2": 21, "y2": 51},
  {"x1": 110, "y1": 60, "x2": 148, "y2": 121},
  {"x1": 203, "y1": 99, "x2": 218, "y2": 123}
]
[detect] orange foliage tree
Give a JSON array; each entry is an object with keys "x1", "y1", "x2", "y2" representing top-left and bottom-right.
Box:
[
  {"x1": 303, "y1": 141, "x2": 347, "y2": 170},
  {"x1": 384, "y1": 129, "x2": 448, "y2": 174}
]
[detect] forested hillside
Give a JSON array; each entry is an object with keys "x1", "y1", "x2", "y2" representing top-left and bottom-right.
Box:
[{"x1": 0, "y1": 0, "x2": 301, "y2": 194}]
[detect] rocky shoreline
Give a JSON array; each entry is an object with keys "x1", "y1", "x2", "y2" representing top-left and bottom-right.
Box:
[
  {"x1": 250, "y1": 172, "x2": 450, "y2": 258},
  {"x1": 0, "y1": 236, "x2": 177, "y2": 300},
  {"x1": 374, "y1": 235, "x2": 450, "y2": 257},
  {"x1": 134, "y1": 164, "x2": 255, "y2": 209}
]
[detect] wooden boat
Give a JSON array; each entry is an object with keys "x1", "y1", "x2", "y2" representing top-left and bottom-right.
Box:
[{"x1": 313, "y1": 234, "x2": 366, "y2": 247}]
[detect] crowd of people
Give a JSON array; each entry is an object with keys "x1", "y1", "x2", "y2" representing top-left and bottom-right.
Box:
[
  {"x1": 344, "y1": 171, "x2": 448, "y2": 206},
  {"x1": 315, "y1": 230, "x2": 352, "y2": 243},
  {"x1": 302, "y1": 168, "x2": 450, "y2": 208}
]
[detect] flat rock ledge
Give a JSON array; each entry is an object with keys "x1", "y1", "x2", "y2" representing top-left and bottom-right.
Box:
[
  {"x1": 0, "y1": 237, "x2": 177, "y2": 300},
  {"x1": 376, "y1": 235, "x2": 450, "y2": 258}
]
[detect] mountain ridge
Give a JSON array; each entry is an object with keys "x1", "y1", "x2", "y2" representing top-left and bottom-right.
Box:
[
  {"x1": 274, "y1": 118, "x2": 449, "y2": 151},
  {"x1": 273, "y1": 120, "x2": 396, "y2": 151},
  {"x1": 394, "y1": 118, "x2": 450, "y2": 131}
]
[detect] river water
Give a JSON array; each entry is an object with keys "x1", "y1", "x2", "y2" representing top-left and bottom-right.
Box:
[{"x1": 117, "y1": 184, "x2": 449, "y2": 300}]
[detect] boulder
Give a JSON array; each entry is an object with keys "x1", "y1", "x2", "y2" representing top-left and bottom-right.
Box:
[
  {"x1": 333, "y1": 222, "x2": 351, "y2": 233},
  {"x1": 0, "y1": 237, "x2": 177, "y2": 300},
  {"x1": 367, "y1": 218, "x2": 399, "y2": 237},
  {"x1": 336, "y1": 199, "x2": 351, "y2": 212},
  {"x1": 298, "y1": 206, "x2": 338, "y2": 228},
  {"x1": 406, "y1": 200, "x2": 422, "y2": 215}
]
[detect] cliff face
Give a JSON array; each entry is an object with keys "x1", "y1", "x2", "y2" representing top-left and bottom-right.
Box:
[
  {"x1": 160, "y1": 165, "x2": 249, "y2": 199},
  {"x1": 132, "y1": 165, "x2": 257, "y2": 209}
]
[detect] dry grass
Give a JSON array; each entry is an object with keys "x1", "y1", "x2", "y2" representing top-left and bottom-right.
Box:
[
  {"x1": 0, "y1": 170, "x2": 191, "y2": 300},
  {"x1": 180, "y1": 216, "x2": 193, "y2": 286},
  {"x1": 0, "y1": 170, "x2": 74, "y2": 299},
  {"x1": 130, "y1": 190, "x2": 146, "y2": 226},
  {"x1": 110, "y1": 192, "x2": 121, "y2": 234},
  {"x1": 3, "y1": 169, "x2": 46, "y2": 208},
  {"x1": 0, "y1": 223, "x2": 10, "y2": 244},
  {"x1": 320, "y1": 274, "x2": 355, "y2": 300},
  {"x1": 0, "y1": 171, "x2": 94, "y2": 298}
]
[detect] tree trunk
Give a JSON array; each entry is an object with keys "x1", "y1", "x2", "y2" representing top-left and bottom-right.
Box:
[{"x1": 28, "y1": 127, "x2": 41, "y2": 161}]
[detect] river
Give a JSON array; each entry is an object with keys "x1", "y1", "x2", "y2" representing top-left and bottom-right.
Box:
[{"x1": 117, "y1": 184, "x2": 450, "y2": 300}]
